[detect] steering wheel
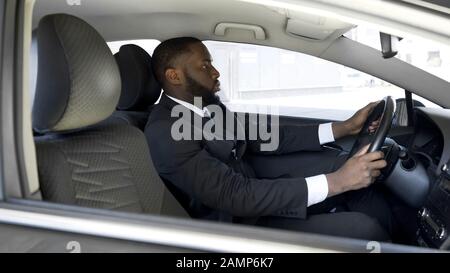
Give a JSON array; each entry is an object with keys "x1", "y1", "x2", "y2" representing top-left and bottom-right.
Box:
[{"x1": 347, "y1": 96, "x2": 395, "y2": 159}]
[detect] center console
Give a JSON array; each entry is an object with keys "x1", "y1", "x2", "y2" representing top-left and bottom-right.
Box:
[{"x1": 417, "y1": 162, "x2": 450, "y2": 249}]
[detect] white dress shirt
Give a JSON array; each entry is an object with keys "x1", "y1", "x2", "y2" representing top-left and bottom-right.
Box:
[
  {"x1": 167, "y1": 95, "x2": 211, "y2": 117},
  {"x1": 166, "y1": 95, "x2": 333, "y2": 207},
  {"x1": 305, "y1": 122, "x2": 334, "y2": 207}
]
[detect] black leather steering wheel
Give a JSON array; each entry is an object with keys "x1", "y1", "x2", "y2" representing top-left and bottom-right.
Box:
[{"x1": 347, "y1": 96, "x2": 395, "y2": 159}]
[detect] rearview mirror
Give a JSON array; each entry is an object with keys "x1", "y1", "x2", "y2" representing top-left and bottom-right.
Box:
[{"x1": 380, "y1": 32, "x2": 402, "y2": 59}]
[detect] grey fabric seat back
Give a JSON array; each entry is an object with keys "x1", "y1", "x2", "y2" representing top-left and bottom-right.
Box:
[
  {"x1": 35, "y1": 123, "x2": 179, "y2": 214},
  {"x1": 33, "y1": 14, "x2": 188, "y2": 217},
  {"x1": 108, "y1": 44, "x2": 161, "y2": 131},
  {"x1": 108, "y1": 110, "x2": 153, "y2": 130}
]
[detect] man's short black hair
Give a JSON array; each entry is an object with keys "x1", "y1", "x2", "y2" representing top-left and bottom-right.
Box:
[{"x1": 151, "y1": 37, "x2": 201, "y2": 87}]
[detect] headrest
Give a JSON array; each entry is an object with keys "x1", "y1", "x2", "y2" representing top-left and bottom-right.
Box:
[
  {"x1": 114, "y1": 44, "x2": 161, "y2": 111},
  {"x1": 32, "y1": 14, "x2": 121, "y2": 133}
]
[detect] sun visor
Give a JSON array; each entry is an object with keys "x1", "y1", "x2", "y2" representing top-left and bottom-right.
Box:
[{"x1": 285, "y1": 11, "x2": 354, "y2": 41}]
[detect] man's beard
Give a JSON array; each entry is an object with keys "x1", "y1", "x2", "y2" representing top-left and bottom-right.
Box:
[{"x1": 185, "y1": 74, "x2": 221, "y2": 106}]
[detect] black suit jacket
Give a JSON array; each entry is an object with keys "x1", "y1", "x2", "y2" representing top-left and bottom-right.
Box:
[{"x1": 145, "y1": 94, "x2": 323, "y2": 222}]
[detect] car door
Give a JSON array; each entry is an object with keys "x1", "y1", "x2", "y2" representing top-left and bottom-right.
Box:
[{"x1": 0, "y1": 0, "x2": 438, "y2": 254}]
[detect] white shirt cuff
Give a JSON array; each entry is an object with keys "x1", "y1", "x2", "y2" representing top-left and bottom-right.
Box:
[
  {"x1": 305, "y1": 174, "x2": 329, "y2": 207},
  {"x1": 318, "y1": 123, "x2": 335, "y2": 145}
]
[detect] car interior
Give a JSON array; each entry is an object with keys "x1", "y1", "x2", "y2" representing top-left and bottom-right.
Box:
[{"x1": 3, "y1": 0, "x2": 449, "y2": 252}]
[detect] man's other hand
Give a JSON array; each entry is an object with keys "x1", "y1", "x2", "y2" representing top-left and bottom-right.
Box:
[
  {"x1": 325, "y1": 145, "x2": 387, "y2": 197},
  {"x1": 332, "y1": 101, "x2": 380, "y2": 139}
]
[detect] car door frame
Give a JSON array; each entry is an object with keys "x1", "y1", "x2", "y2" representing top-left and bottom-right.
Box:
[{"x1": 0, "y1": 0, "x2": 441, "y2": 253}]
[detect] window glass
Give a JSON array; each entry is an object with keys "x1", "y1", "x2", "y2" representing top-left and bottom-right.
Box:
[
  {"x1": 205, "y1": 41, "x2": 440, "y2": 120},
  {"x1": 344, "y1": 25, "x2": 450, "y2": 83},
  {"x1": 107, "y1": 39, "x2": 160, "y2": 55}
]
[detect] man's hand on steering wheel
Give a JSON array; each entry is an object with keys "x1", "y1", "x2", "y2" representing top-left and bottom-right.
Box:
[
  {"x1": 326, "y1": 144, "x2": 387, "y2": 197},
  {"x1": 332, "y1": 101, "x2": 381, "y2": 139},
  {"x1": 325, "y1": 97, "x2": 395, "y2": 197}
]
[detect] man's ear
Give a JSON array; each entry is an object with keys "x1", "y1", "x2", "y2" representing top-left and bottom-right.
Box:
[{"x1": 165, "y1": 68, "x2": 183, "y2": 86}]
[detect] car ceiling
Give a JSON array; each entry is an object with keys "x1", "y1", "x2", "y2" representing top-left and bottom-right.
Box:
[{"x1": 32, "y1": 0, "x2": 354, "y2": 57}]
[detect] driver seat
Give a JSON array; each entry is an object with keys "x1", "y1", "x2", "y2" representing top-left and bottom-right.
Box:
[{"x1": 32, "y1": 13, "x2": 188, "y2": 217}]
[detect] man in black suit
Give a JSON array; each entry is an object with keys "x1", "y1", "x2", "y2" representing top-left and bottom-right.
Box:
[{"x1": 145, "y1": 37, "x2": 394, "y2": 241}]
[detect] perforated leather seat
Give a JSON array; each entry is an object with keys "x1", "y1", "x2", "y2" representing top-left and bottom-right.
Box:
[
  {"x1": 109, "y1": 44, "x2": 161, "y2": 131},
  {"x1": 32, "y1": 13, "x2": 188, "y2": 218}
]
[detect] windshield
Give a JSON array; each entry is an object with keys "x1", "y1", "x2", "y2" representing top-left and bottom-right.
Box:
[{"x1": 344, "y1": 25, "x2": 450, "y2": 83}]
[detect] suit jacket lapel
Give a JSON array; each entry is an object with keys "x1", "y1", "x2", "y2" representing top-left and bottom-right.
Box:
[
  {"x1": 217, "y1": 103, "x2": 247, "y2": 159},
  {"x1": 159, "y1": 93, "x2": 247, "y2": 160},
  {"x1": 158, "y1": 93, "x2": 179, "y2": 112}
]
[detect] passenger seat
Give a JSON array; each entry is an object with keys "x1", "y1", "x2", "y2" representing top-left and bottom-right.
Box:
[{"x1": 32, "y1": 13, "x2": 188, "y2": 218}]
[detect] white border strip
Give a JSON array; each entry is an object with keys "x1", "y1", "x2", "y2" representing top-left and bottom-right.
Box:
[{"x1": 0, "y1": 208, "x2": 338, "y2": 253}]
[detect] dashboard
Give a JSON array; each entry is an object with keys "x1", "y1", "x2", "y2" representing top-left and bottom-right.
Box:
[
  {"x1": 407, "y1": 108, "x2": 450, "y2": 249},
  {"x1": 413, "y1": 108, "x2": 445, "y2": 173}
]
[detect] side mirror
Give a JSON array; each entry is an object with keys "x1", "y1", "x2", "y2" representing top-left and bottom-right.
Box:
[
  {"x1": 393, "y1": 98, "x2": 424, "y2": 126},
  {"x1": 380, "y1": 32, "x2": 402, "y2": 59},
  {"x1": 393, "y1": 98, "x2": 408, "y2": 126}
]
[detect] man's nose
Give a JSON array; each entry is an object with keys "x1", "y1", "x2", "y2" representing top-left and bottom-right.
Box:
[{"x1": 211, "y1": 65, "x2": 220, "y2": 79}]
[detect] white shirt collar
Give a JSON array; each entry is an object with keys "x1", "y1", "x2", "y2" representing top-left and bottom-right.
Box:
[{"x1": 166, "y1": 94, "x2": 211, "y2": 117}]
